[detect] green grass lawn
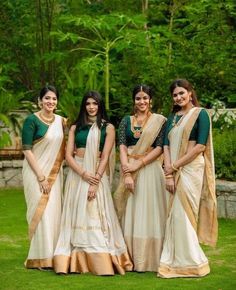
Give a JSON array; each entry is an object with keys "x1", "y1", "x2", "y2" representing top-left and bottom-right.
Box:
[{"x1": 0, "y1": 188, "x2": 236, "y2": 290}]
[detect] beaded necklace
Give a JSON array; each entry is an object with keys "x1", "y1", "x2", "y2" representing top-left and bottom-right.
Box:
[{"x1": 131, "y1": 112, "x2": 151, "y2": 138}]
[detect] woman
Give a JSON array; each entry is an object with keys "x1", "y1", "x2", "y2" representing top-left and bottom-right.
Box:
[
  {"x1": 114, "y1": 85, "x2": 167, "y2": 272},
  {"x1": 158, "y1": 79, "x2": 218, "y2": 278},
  {"x1": 22, "y1": 85, "x2": 65, "y2": 269},
  {"x1": 53, "y1": 91, "x2": 133, "y2": 275}
]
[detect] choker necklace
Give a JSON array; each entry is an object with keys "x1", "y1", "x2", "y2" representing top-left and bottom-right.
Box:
[
  {"x1": 131, "y1": 112, "x2": 151, "y2": 138},
  {"x1": 38, "y1": 111, "x2": 55, "y2": 125},
  {"x1": 172, "y1": 106, "x2": 194, "y2": 127}
]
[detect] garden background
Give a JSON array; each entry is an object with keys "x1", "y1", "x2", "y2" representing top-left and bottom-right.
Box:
[{"x1": 0, "y1": 0, "x2": 236, "y2": 289}]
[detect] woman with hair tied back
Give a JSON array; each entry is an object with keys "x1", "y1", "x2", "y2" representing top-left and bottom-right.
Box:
[
  {"x1": 114, "y1": 84, "x2": 167, "y2": 272},
  {"x1": 158, "y1": 79, "x2": 218, "y2": 278},
  {"x1": 22, "y1": 85, "x2": 66, "y2": 270},
  {"x1": 53, "y1": 90, "x2": 133, "y2": 275}
]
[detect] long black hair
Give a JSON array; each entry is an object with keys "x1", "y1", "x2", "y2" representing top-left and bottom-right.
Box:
[
  {"x1": 73, "y1": 90, "x2": 108, "y2": 131},
  {"x1": 170, "y1": 79, "x2": 199, "y2": 113}
]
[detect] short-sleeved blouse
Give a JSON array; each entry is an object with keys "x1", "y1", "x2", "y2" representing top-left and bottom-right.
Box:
[
  {"x1": 22, "y1": 114, "x2": 49, "y2": 150},
  {"x1": 163, "y1": 108, "x2": 210, "y2": 146},
  {"x1": 118, "y1": 115, "x2": 166, "y2": 148},
  {"x1": 75, "y1": 123, "x2": 108, "y2": 152}
]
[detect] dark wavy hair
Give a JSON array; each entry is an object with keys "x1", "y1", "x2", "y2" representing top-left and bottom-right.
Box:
[
  {"x1": 39, "y1": 85, "x2": 59, "y2": 100},
  {"x1": 170, "y1": 79, "x2": 199, "y2": 113},
  {"x1": 73, "y1": 90, "x2": 108, "y2": 131}
]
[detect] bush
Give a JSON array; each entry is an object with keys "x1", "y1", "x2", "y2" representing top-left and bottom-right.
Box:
[{"x1": 213, "y1": 128, "x2": 236, "y2": 181}]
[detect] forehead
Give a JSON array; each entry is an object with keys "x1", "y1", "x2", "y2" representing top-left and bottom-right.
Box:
[
  {"x1": 86, "y1": 97, "x2": 97, "y2": 103},
  {"x1": 43, "y1": 91, "x2": 57, "y2": 98},
  {"x1": 172, "y1": 86, "x2": 187, "y2": 94},
  {"x1": 135, "y1": 91, "x2": 150, "y2": 98}
]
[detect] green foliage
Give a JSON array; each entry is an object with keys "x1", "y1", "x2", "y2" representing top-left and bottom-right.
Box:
[{"x1": 213, "y1": 128, "x2": 236, "y2": 180}]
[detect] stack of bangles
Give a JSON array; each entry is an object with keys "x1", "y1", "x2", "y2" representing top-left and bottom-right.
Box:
[{"x1": 165, "y1": 174, "x2": 173, "y2": 179}]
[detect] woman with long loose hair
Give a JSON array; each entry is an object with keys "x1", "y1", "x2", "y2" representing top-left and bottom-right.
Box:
[
  {"x1": 158, "y1": 79, "x2": 218, "y2": 278},
  {"x1": 53, "y1": 91, "x2": 133, "y2": 275}
]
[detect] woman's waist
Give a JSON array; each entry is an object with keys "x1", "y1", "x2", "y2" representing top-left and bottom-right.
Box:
[
  {"x1": 74, "y1": 148, "x2": 101, "y2": 158},
  {"x1": 127, "y1": 146, "x2": 153, "y2": 160}
]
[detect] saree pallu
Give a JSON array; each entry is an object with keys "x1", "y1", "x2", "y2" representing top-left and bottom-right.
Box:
[
  {"x1": 114, "y1": 114, "x2": 167, "y2": 272},
  {"x1": 54, "y1": 123, "x2": 133, "y2": 275},
  {"x1": 22, "y1": 114, "x2": 65, "y2": 268},
  {"x1": 158, "y1": 107, "x2": 217, "y2": 278}
]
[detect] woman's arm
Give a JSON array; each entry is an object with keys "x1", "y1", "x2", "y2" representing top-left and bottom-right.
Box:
[
  {"x1": 66, "y1": 125, "x2": 99, "y2": 185},
  {"x1": 87, "y1": 124, "x2": 115, "y2": 201}
]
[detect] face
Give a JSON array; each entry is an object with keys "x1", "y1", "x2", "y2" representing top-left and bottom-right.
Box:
[
  {"x1": 40, "y1": 91, "x2": 57, "y2": 112},
  {"x1": 172, "y1": 86, "x2": 192, "y2": 109},
  {"x1": 86, "y1": 97, "x2": 98, "y2": 117},
  {"x1": 134, "y1": 91, "x2": 151, "y2": 113}
]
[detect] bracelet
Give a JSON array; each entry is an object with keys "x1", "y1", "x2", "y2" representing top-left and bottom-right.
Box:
[
  {"x1": 81, "y1": 170, "x2": 86, "y2": 179},
  {"x1": 37, "y1": 175, "x2": 46, "y2": 182},
  {"x1": 171, "y1": 163, "x2": 178, "y2": 171},
  {"x1": 165, "y1": 175, "x2": 174, "y2": 179},
  {"x1": 141, "y1": 159, "x2": 146, "y2": 167},
  {"x1": 124, "y1": 172, "x2": 131, "y2": 177},
  {"x1": 96, "y1": 172, "x2": 102, "y2": 178}
]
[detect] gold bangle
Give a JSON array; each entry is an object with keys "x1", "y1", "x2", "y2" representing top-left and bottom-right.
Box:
[
  {"x1": 96, "y1": 172, "x2": 102, "y2": 178},
  {"x1": 141, "y1": 159, "x2": 146, "y2": 167},
  {"x1": 171, "y1": 163, "x2": 178, "y2": 171},
  {"x1": 165, "y1": 175, "x2": 173, "y2": 179},
  {"x1": 81, "y1": 170, "x2": 86, "y2": 179},
  {"x1": 38, "y1": 175, "x2": 46, "y2": 182},
  {"x1": 124, "y1": 172, "x2": 131, "y2": 177}
]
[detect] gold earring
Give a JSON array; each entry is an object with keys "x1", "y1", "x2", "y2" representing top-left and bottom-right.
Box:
[{"x1": 38, "y1": 100, "x2": 43, "y2": 109}]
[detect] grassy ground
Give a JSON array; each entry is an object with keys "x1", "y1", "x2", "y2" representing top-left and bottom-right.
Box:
[{"x1": 0, "y1": 188, "x2": 236, "y2": 290}]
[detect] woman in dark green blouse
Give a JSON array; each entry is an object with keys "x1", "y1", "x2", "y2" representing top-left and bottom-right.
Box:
[
  {"x1": 158, "y1": 79, "x2": 217, "y2": 278},
  {"x1": 22, "y1": 85, "x2": 65, "y2": 270},
  {"x1": 53, "y1": 91, "x2": 133, "y2": 275},
  {"x1": 114, "y1": 85, "x2": 167, "y2": 272}
]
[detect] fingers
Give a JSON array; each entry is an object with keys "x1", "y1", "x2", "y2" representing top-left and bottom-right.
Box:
[
  {"x1": 87, "y1": 191, "x2": 96, "y2": 201},
  {"x1": 40, "y1": 181, "x2": 50, "y2": 195}
]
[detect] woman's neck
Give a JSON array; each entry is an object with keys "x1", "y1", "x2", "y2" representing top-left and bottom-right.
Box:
[{"x1": 178, "y1": 103, "x2": 194, "y2": 114}]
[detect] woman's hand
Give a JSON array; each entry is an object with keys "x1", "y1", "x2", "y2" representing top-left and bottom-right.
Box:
[
  {"x1": 122, "y1": 160, "x2": 142, "y2": 174},
  {"x1": 82, "y1": 171, "x2": 99, "y2": 185},
  {"x1": 87, "y1": 184, "x2": 98, "y2": 201},
  {"x1": 39, "y1": 179, "x2": 50, "y2": 195},
  {"x1": 124, "y1": 174, "x2": 135, "y2": 193},
  {"x1": 165, "y1": 177, "x2": 175, "y2": 194},
  {"x1": 164, "y1": 164, "x2": 174, "y2": 175}
]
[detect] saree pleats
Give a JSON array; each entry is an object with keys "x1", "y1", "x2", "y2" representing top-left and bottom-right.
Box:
[
  {"x1": 23, "y1": 115, "x2": 64, "y2": 268},
  {"x1": 54, "y1": 124, "x2": 132, "y2": 275}
]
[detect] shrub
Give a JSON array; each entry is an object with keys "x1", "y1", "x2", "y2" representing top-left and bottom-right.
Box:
[{"x1": 213, "y1": 128, "x2": 236, "y2": 181}]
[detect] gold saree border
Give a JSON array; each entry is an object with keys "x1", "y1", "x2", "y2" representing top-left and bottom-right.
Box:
[
  {"x1": 53, "y1": 251, "x2": 133, "y2": 275},
  {"x1": 114, "y1": 113, "x2": 166, "y2": 222},
  {"x1": 25, "y1": 258, "x2": 53, "y2": 269},
  {"x1": 28, "y1": 136, "x2": 65, "y2": 240},
  {"x1": 173, "y1": 108, "x2": 218, "y2": 247},
  {"x1": 158, "y1": 262, "x2": 210, "y2": 278}
]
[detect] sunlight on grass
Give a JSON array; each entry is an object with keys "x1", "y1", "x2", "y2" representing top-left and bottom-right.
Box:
[{"x1": 0, "y1": 188, "x2": 236, "y2": 290}]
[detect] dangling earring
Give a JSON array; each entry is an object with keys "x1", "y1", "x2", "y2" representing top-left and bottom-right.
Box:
[
  {"x1": 149, "y1": 100, "x2": 153, "y2": 111},
  {"x1": 38, "y1": 99, "x2": 43, "y2": 109}
]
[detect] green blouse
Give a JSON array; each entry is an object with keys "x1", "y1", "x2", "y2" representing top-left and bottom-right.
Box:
[
  {"x1": 75, "y1": 123, "x2": 107, "y2": 152},
  {"x1": 22, "y1": 114, "x2": 49, "y2": 150},
  {"x1": 163, "y1": 109, "x2": 210, "y2": 146},
  {"x1": 118, "y1": 115, "x2": 166, "y2": 147}
]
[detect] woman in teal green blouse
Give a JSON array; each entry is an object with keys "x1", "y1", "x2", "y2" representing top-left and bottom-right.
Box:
[
  {"x1": 22, "y1": 85, "x2": 65, "y2": 269},
  {"x1": 53, "y1": 91, "x2": 133, "y2": 275},
  {"x1": 114, "y1": 85, "x2": 167, "y2": 272},
  {"x1": 158, "y1": 79, "x2": 217, "y2": 278}
]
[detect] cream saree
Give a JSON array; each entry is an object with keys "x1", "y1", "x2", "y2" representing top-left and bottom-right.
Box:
[
  {"x1": 114, "y1": 113, "x2": 167, "y2": 272},
  {"x1": 158, "y1": 107, "x2": 218, "y2": 278},
  {"x1": 53, "y1": 123, "x2": 133, "y2": 275},
  {"x1": 22, "y1": 114, "x2": 65, "y2": 268}
]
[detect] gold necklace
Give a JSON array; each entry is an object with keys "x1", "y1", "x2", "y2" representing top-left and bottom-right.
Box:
[
  {"x1": 38, "y1": 111, "x2": 55, "y2": 125},
  {"x1": 172, "y1": 106, "x2": 195, "y2": 127},
  {"x1": 131, "y1": 112, "x2": 151, "y2": 138}
]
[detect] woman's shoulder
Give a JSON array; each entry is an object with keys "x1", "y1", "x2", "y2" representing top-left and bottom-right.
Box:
[
  {"x1": 104, "y1": 122, "x2": 115, "y2": 131},
  {"x1": 23, "y1": 113, "x2": 38, "y2": 124}
]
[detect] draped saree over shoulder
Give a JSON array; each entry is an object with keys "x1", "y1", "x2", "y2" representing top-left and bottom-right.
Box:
[
  {"x1": 114, "y1": 113, "x2": 167, "y2": 272},
  {"x1": 158, "y1": 107, "x2": 218, "y2": 278},
  {"x1": 53, "y1": 123, "x2": 133, "y2": 275},
  {"x1": 22, "y1": 114, "x2": 65, "y2": 268}
]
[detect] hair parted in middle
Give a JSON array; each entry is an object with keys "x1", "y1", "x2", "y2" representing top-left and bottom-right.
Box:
[
  {"x1": 73, "y1": 90, "x2": 109, "y2": 131},
  {"x1": 132, "y1": 84, "x2": 154, "y2": 101}
]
